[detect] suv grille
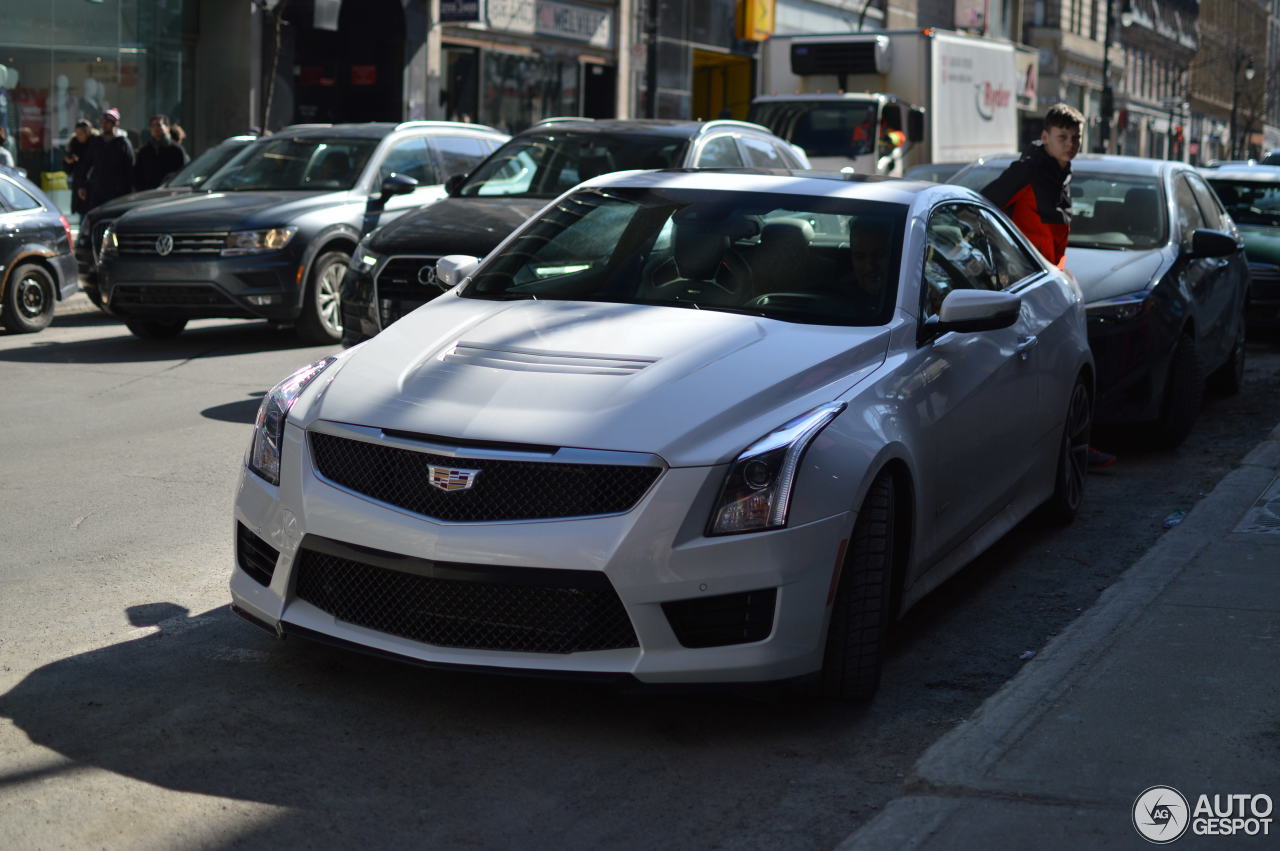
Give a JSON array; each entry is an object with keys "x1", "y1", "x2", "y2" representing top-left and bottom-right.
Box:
[
  {"x1": 310, "y1": 432, "x2": 662, "y2": 522},
  {"x1": 293, "y1": 537, "x2": 639, "y2": 654},
  {"x1": 375, "y1": 255, "x2": 444, "y2": 327},
  {"x1": 116, "y1": 231, "x2": 227, "y2": 256},
  {"x1": 110, "y1": 284, "x2": 237, "y2": 307}
]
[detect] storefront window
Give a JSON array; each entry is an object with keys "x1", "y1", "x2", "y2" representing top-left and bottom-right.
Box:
[{"x1": 481, "y1": 51, "x2": 579, "y2": 134}]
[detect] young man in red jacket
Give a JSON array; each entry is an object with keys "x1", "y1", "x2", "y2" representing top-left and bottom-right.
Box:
[{"x1": 982, "y1": 103, "x2": 1115, "y2": 467}]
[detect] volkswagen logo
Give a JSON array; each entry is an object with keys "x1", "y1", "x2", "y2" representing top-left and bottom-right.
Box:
[
  {"x1": 417, "y1": 264, "x2": 437, "y2": 286},
  {"x1": 155, "y1": 234, "x2": 174, "y2": 256},
  {"x1": 427, "y1": 465, "x2": 480, "y2": 492}
]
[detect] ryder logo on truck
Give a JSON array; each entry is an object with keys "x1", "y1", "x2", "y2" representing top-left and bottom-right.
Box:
[{"x1": 975, "y1": 81, "x2": 1012, "y2": 121}]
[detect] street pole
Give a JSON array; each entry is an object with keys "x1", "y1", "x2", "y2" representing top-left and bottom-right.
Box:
[
  {"x1": 646, "y1": 0, "x2": 659, "y2": 118},
  {"x1": 1098, "y1": 0, "x2": 1114, "y2": 153}
]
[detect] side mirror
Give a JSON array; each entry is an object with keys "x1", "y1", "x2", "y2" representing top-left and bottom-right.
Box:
[
  {"x1": 435, "y1": 254, "x2": 480, "y2": 289},
  {"x1": 921, "y1": 289, "x2": 1021, "y2": 343},
  {"x1": 444, "y1": 174, "x2": 466, "y2": 197},
  {"x1": 379, "y1": 173, "x2": 418, "y2": 200},
  {"x1": 188, "y1": 175, "x2": 206, "y2": 188},
  {"x1": 1187, "y1": 227, "x2": 1240, "y2": 259},
  {"x1": 907, "y1": 108, "x2": 925, "y2": 144}
]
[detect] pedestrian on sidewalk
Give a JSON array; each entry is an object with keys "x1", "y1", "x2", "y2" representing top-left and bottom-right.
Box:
[
  {"x1": 133, "y1": 113, "x2": 188, "y2": 190},
  {"x1": 63, "y1": 119, "x2": 98, "y2": 216},
  {"x1": 0, "y1": 126, "x2": 14, "y2": 169},
  {"x1": 980, "y1": 103, "x2": 1115, "y2": 468},
  {"x1": 85, "y1": 108, "x2": 134, "y2": 209}
]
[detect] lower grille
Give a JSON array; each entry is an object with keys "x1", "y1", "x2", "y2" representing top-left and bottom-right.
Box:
[
  {"x1": 237, "y1": 523, "x2": 279, "y2": 587},
  {"x1": 111, "y1": 284, "x2": 237, "y2": 307},
  {"x1": 662, "y1": 588, "x2": 778, "y2": 648},
  {"x1": 293, "y1": 537, "x2": 639, "y2": 654}
]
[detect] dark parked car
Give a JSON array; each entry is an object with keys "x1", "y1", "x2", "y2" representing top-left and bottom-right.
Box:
[
  {"x1": 1201, "y1": 164, "x2": 1280, "y2": 328},
  {"x1": 77, "y1": 133, "x2": 258, "y2": 307},
  {"x1": 1258, "y1": 151, "x2": 1280, "y2": 166},
  {"x1": 951, "y1": 154, "x2": 1249, "y2": 447},
  {"x1": 98, "y1": 121, "x2": 507, "y2": 342},
  {"x1": 0, "y1": 167, "x2": 78, "y2": 333},
  {"x1": 339, "y1": 118, "x2": 811, "y2": 345}
]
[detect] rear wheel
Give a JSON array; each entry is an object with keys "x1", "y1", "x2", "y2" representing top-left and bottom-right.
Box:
[
  {"x1": 125, "y1": 318, "x2": 187, "y2": 339},
  {"x1": 1155, "y1": 333, "x2": 1202, "y2": 449},
  {"x1": 1041, "y1": 378, "x2": 1091, "y2": 524},
  {"x1": 2, "y1": 262, "x2": 56, "y2": 333},
  {"x1": 819, "y1": 473, "x2": 896, "y2": 701},
  {"x1": 297, "y1": 251, "x2": 347, "y2": 344}
]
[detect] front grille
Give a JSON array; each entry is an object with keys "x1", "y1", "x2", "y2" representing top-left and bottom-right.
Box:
[
  {"x1": 117, "y1": 231, "x2": 227, "y2": 255},
  {"x1": 111, "y1": 284, "x2": 237, "y2": 307},
  {"x1": 375, "y1": 255, "x2": 444, "y2": 328},
  {"x1": 662, "y1": 588, "x2": 778, "y2": 648},
  {"x1": 310, "y1": 431, "x2": 662, "y2": 522},
  {"x1": 237, "y1": 523, "x2": 279, "y2": 587},
  {"x1": 293, "y1": 537, "x2": 639, "y2": 653}
]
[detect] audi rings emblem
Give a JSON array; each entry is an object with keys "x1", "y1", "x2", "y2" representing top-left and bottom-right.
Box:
[
  {"x1": 417, "y1": 264, "x2": 437, "y2": 286},
  {"x1": 155, "y1": 234, "x2": 174, "y2": 256}
]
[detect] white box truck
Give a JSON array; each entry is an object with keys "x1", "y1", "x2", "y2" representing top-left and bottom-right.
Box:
[{"x1": 748, "y1": 29, "x2": 1022, "y2": 176}]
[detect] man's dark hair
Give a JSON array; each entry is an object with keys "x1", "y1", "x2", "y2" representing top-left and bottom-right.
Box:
[
  {"x1": 1044, "y1": 103, "x2": 1084, "y2": 132},
  {"x1": 149, "y1": 113, "x2": 171, "y2": 127},
  {"x1": 74, "y1": 119, "x2": 93, "y2": 131}
]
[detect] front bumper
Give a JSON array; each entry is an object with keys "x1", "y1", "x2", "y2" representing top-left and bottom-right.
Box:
[
  {"x1": 230, "y1": 421, "x2": 851, "y2": 684},
  {"x1": 1246, "y1": 263, "x2": 1280, "y2": 328},
  {"x1": 1085, "y1": 311, "x2": 1175, "y2": 425},
  {"x1": 100, "y1": 250, "x2": 305, "y2": 321}
]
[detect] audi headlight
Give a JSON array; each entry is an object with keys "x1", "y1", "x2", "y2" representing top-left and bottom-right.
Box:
[
  {"x1": 247, "y1": 356, "x2": 337, "y2": 485},
  {"x1": 100, "y1": 224, "x2": 118, "y2": 255},
  {"x1": 351, "y1": 245, "x2": 382, "y2": 270},
  {"x1": 1086, "y1": 291, "x2": 1152, "y2": 323},
  {"x1": 708, "y1": 402, "x2": 846, "y2": 536},
  {"x1": 223, "y1": 226, "x2": 298, "y2": 256}
]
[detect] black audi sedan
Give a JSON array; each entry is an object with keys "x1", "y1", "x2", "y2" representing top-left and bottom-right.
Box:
[
  {"x1": 952, "y1": 154, "x2": 1249, "y2": 447},
  {"x1": 77, "y1": 133, "x2": 257, "y2": 308},
  {"x1": 0, "y1": 167, "x2": 78, "y2": 333},
  {"x1": 339, "y1": 118, "x2": 810, "y2": 345},
  {"x1": 98, "y1": 121, "x2": 507, "y2": 342},
  {"x1": 1201, "y1": 164, "x2": 1280, "y2": 329}
]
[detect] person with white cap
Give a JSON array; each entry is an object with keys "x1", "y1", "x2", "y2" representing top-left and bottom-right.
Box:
[{"x1": 85, "y1": 107, "x2": 134, "y2": 209}]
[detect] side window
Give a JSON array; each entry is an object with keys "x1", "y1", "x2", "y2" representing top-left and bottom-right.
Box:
[
  {"x1": 922, "y1": 205, "x2": 999, "y2": 318},
  {"x1": 1173, "y1": 175, "x2": 1205, "y2": 245},
  {"x1": 379, "y1": 136, "x2": 435, "y2": 185},
  {"x1": 740, "y1": 135, "x2": 786, "y2": 168},
  {"x1": 977, "y1": 208, "x2": 1043, "y2": 288},
  {"x1": 696, "y1": 135, "x2": 745, "y2": 168},
  {"x1": 1186, "y1": 173, "x2": 1227, "y2": 231},
  {"x1": 772, "y1": 140, "x2": 804, "y2": 169},
  {"x1": 474, "y1": 149, "x2": 538, "y2": 196},
  {"x1": 432, "y1": 135, "x2": 492, "y2": 181},
  {"x1": 0, "y1": 178, "x2": 41, "y2": 211}
]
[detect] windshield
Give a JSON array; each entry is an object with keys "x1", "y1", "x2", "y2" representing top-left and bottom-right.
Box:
[
  {"x1": 202, "y1": 136, "x2": 378, "y2": 192},
  {"x1": 459, "y1": 132, "x2": 688, "y2": 199},
  {"x1": 952, "y1": 164, "x2": 1167, "y2": 250},
  {"x1": 1205, "y1": 178, "x2": 1280, "y2": 228},
  {"x1": 749, "y1": 101, "x2": 878, "y2": 158},
  {"x1": 166, "y1": 139, "x2": 251, "y2": 188},
  {"x1": 461, "y1": 187, "x2": 906, "y2": 326}
]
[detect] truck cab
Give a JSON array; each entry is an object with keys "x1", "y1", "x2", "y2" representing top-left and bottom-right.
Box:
[{"x1": 749, "y1": 92, "x2": 922, "y2": 176}]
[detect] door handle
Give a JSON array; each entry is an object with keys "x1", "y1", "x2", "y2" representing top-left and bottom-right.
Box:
[{"x1": 1015, "y1": 335, "x2": 1039, "y2": 360}]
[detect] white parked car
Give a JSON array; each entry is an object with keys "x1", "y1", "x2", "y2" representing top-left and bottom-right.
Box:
[{"x1": 231, "y1": 169, "x2": 1094, "y2": 699}]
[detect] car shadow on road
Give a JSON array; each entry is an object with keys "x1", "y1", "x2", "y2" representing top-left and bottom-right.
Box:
[
  {"x1": 201, "y1": 391, "x2": 267, "y2": 425},
  {"x1": 0, "y1": 603, "x2": 872, "y2": 847}
]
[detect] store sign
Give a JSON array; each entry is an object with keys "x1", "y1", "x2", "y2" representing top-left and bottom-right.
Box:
[
  {"x1": 1014, "y1": 47, "x2": 1038, "y2": 111},
  {"x1": 487, "y1": 0, "x2": 535, "y2": 34},
  {"x1": 441, "y1": 0, "x2": 482, "y2": 23},
  {"x1": 738, "y1": 0, "x2": 775, "y2": 42},
  {"x1": 489, "y1": 0, "x2": 613, "y2": 48}
]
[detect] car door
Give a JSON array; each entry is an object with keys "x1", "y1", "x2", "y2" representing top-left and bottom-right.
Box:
[
  {"x1": 910, "y1": 202, "x2": 1040, "y2": 565},
  {"x1": 1173, "y1": 173, "x2": 1233, "y2": 367},
  {"x1": 376, "y1": 135, "x2": 444, "y2": 220},
  {"x1": 1186, "y1": 171, "x2": 1247, "y2": 365}
]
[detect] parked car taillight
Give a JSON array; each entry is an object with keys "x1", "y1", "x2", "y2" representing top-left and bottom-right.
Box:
[{"x1": 60, "y1": 215, "x2": 73, "y2": 252}]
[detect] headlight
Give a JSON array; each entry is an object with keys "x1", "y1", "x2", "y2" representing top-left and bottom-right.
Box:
[
  {"x1": 223, "y1": 226, "x2": 298, "y2": 256},
  {"x1": 1085, "y1": 291, "x2": 1151, "y2": 323},
  {"x1": 708, "y1": 402, "x2": 846, "y2": 536},
  {"x1": 247, "y1": 356, "x2": 337, "y2": 485},
  {"x1": 352, "y1": 245, "x2": 381, "y2": 270},
  {"x1": 100, "y1": 225, "x2": 118, "y2": 255}
]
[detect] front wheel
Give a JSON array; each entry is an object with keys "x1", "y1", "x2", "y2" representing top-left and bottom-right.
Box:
[
  {"x1": 1154, "y1": 333, "x2": 1202, "y2": 449},
  {"x1": 2, "y1": 262, "x2": 57, "y2": 333},
  {"x1": 297, "y1": 251, "x2": 347, "y2": 344},
  {"x1": 819, "y1": 472, "x2": 896, "y2": 701},
  {"x1": 1208, "y1": 314, "x2": 1246, "y2": 396},
  {"x1": 125, "y1": 318, "x2": 187, "y2": 339},
  {"x1": 1041, "y1": 378, "x2": 1092, "y2": 524}
]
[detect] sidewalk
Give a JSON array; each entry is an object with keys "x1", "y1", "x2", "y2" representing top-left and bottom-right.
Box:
[{"x1": 839, "y1": 425, "x2": 1280, "y2": 849}]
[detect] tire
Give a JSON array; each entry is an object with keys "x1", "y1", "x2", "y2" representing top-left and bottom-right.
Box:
[
  {"x1": 1208, "y1": 314, "x2": 1246, "y2": 396},
  {"x1": 1154, "y1": 332, "x2": 1202, "y2": 449},
  {"x1": 297, "y1": 250, "x2": 347, "y2": 345},
  {"x1": 2, "y1": 262, "x2": 56, "y2": 333},
  {"x1": 1040, "y1": 378, "x2": 1092, "y2": 525},
  {"x1": 125, "y1": 318, "x2": 187, "y2": 339},
  {"x1": 819, "y1": 473, "x2": 897, "y2": 701}
]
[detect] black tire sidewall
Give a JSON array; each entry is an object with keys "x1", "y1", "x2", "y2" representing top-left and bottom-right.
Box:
[
  {"x1": 3, "y1": 263, "x2": 56, "y2": 333},
  {"x1": 1156, "y1": 333, "x2": 1202, "y2": 449},
  {"x1": 298, "y1": 251, "x2": 348, "y2": 344}
]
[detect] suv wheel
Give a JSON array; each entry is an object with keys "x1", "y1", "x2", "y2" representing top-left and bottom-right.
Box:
[
  {"x1": 297, "y1": 250, "x2": 347, "y2": 344},
  {"x1": 2, "y1": 262, "x2": 57, "y2": 333}
]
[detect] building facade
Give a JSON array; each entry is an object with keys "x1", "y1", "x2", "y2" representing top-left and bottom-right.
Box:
[
  {"x1": 1188, "y1": 0, "x2": 1269, "y2": 161},
  {"x1": 1114, "y1": 0, "x2": 1198, "y2": 161}
]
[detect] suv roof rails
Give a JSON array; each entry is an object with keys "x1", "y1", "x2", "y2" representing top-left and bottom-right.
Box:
[
  {"x1": 395, "y1": 120, "x2": 505, "y2": 133},
  {"x1": 532, "y1": 116, "x2": 596, "y2": 127},
  {"x1": 279, "y1": 123, "x2": 333, "y2": 130},
  {"x1": 697, "y1": 119, "x2": 772, "y2": 135}
]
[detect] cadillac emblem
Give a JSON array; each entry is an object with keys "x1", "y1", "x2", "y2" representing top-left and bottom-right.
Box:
[
  {"x1": 155, "y1": 234, "x2": 174, "y2": 256},
  {"x1": 428, "y1": 465, "x2": 480, "y2": 492}
]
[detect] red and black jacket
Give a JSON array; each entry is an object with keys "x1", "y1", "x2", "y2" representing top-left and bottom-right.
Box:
[{"x1": 980, "y1": 143, "x2": 1072, "y2": 267}]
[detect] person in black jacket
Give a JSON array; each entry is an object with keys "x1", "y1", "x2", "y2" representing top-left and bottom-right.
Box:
[
  {"x1": 86, "y1": 108, "x2": 134, "y2": 209},
  {"x1": 64, "y1": 119, "x2": 98, "y2": 215},
  {"x1": 133, "y1": 113, "x2": 188, "y2": 190}
]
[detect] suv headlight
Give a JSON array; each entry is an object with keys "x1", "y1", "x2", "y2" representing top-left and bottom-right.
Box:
[
  {"x1": 247, "y1": 356, "x2": 337, "y2": 485},
  {"x1": 100, "y1": 224, "x2": 118, "y2": 256},
  {"x1": 351, "y1": 245, "x2": 382, "y2": 271},
  {"x1": 223, "y1": 226, "x2": 298, "y2": 256},
  {"x1": 1085, "y1": 291, "x2": 1152, "y2": 323},
  {"x1": 708, "y1": 402, "x2": 846, "y2": 536}
]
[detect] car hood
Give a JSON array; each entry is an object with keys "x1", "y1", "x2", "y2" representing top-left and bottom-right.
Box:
[
  {"x1": 307, "y1": 296, "x2": 890, "y2": 467},
  {"x1": 1064, "y1": 246, "x2": 1168, "y2": 302},
  {"x1": 368, "y1": 196, "x2": 548, "y2": 256},
  {"x1": 88, "y1": 187, "x2": 195, "y2": 222},
  {"x1": 112, "y1": 190, "x2": 351, "y2": 231},
  {"x1": 1238, "y1": 225, "x2": 1280, "y2": 265}
]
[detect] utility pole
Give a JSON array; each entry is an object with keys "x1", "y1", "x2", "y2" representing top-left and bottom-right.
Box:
[
  {"x1": 645, "y1": 0, "x2": 660, "y2": 118},
  {"x1": 1097, "y1": 0, "x2": 1115, "y2": 153}
]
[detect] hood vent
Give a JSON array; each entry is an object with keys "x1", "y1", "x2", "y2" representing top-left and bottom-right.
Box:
[{"x1": 443, "y1": 342, "x2": 657, "y2": 376}]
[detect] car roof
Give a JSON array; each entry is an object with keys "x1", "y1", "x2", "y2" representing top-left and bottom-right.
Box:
[
  {"x1": 1200, "y1": 164, "x2": 1280, "y2": 183},
  {"x1": 517, "y1": 118, "x2": 779, "y2": 140},
  {"x1": 577, "y1": 167, "x2": 961, "y2": 205},
  {"x1": 965, "y1": 153, "x2": 1187, "y2": 176},
  {"x1": 269, "y1": 121, "x2": 506, "y2": 141}
]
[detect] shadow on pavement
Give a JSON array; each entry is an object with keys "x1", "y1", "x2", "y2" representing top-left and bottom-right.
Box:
[
  {"x1": 201, "y1": 391, "x2": 267, "y2": 425},
  {"x1": 0, "y1": 320, "x2": 335, "y2": 365}
]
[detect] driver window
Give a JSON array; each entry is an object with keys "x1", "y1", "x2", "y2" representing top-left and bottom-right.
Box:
[
  {"x1": 697, "y1": 135, "x2": 745, "y2": 167},
  {"x1": 977, "y1": 208, "x2": 1042, "y2": 288},
  {"x1": 923, "y1": 205, "x2": 998, "y2": 318},
  {"x1": 1174, "y1": 176, "x2": 1205, "y2": 245},
  {"x1": 1186, "y1": 173, "x2": 1227, "y2": 232},
  {"x1": 475, "y1": 149, "x2": 538, "y2": 196}
]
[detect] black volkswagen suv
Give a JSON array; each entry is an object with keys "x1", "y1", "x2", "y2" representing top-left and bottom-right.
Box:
[
  {"x1": 98, "y1": 121, "x2": 507, "y2": 342},
  {"x1": 340, "y1": 118, "x2": 809, "y2": 344}
]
